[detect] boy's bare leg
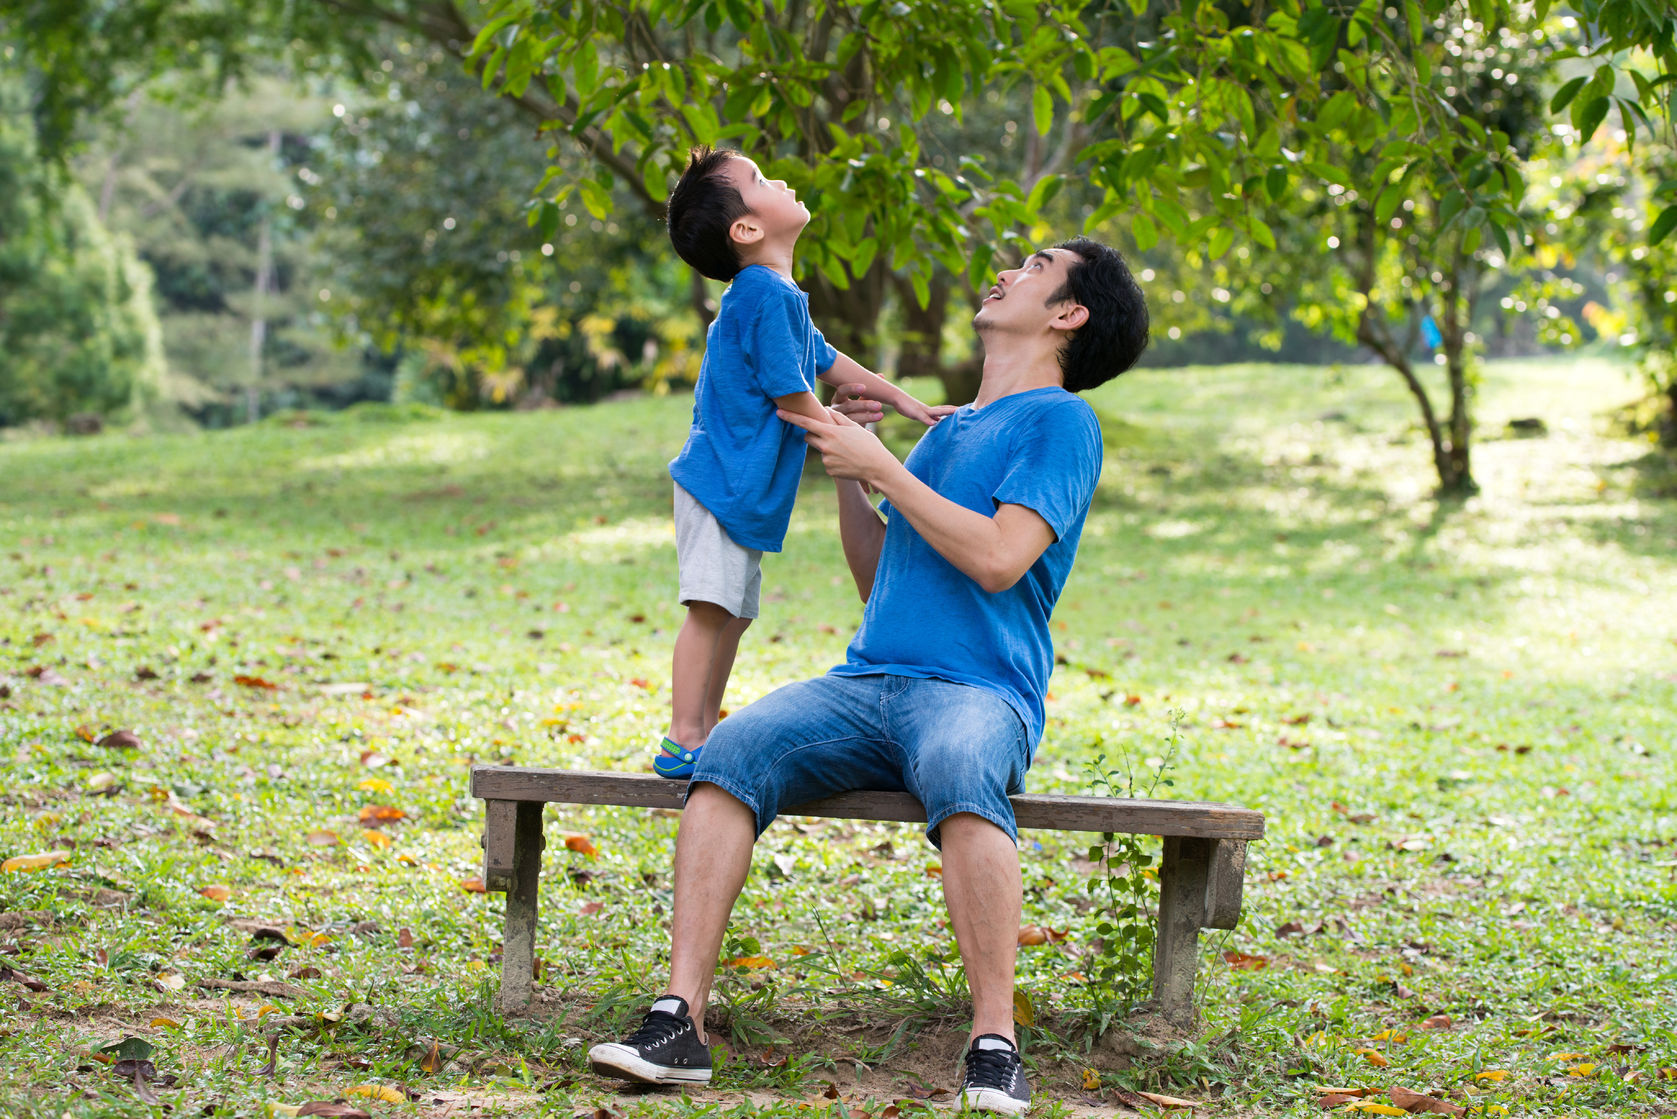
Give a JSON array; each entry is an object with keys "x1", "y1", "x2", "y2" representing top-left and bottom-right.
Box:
[
  {"x1": 939, "y1": 812, "x2": 1022, "y2": 1045},
  {"x1": 668, "y1": 601, "x2": 737, "y2": 749},
  {"x1": 701, "y1": 615, "x2": 753, "y2": 741},
  {"x1": 665, "y1": 783, "x2": 757, "y2": 1041}
]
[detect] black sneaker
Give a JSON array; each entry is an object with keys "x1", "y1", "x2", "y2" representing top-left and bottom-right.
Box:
[
  {"x1": 959, "y1": 1033, "x2": 1030, "y2": 1114},
  {"x1": 587, "y1": 995, "x2": 713, "y2": 1085}
]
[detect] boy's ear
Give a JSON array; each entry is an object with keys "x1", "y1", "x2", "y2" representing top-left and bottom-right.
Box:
[
  {"x1": 1048, "y1": 301, "x2": 1089, "y2": 332},
  {"x1": 729, "y1": 215, "x2": 765, "y2": 247}
]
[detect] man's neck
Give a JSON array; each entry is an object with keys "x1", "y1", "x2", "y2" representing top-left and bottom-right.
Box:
[{"x1": 972, "y1": 342, "x2": 1064, "y2": 408}]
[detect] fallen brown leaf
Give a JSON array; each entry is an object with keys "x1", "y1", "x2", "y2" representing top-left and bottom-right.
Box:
[
  {"x1": 296, "y1": 1105, "x2": 371, "y2": 1118},
  {"x1": 1, "y1": 964, "x2": 49, "y2": 992},
  {"x1": 97, "y1": 729, "x2": 142, "y2": 750},
  {"x1": 358, "y1": 805, "x2": 405, "y2": 826},
  {"x1": 1222, "y1": 951, "x2": 1269, "y2": 970},
  {"x1": 198, "y1": 978, "x2": 305, "y2": 999},
  {"x1": 1137, "y1": 1089, "x2": 1197, "y2": 1109},
  {"x1": 1389, "y1": 1086, "x2": 1464, "y2": 1115}
]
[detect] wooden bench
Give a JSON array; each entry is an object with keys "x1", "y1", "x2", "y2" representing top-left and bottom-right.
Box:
[{"x1": 469, "y1": 766, "x2": 1265, "y2": 1026}]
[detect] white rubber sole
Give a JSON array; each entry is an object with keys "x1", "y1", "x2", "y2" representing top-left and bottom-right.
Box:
[
  {"x1": 959, "y1": 1087, "x2": 1030, "y2": 1115},
  {"x1": 587, "y1": 1042, "x2": 712, "y2": 1085}
]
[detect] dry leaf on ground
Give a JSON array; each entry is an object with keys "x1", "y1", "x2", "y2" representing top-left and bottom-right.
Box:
[{"x1": 1389, "y1": 1086, "x2": 1464, "y2": 1115}]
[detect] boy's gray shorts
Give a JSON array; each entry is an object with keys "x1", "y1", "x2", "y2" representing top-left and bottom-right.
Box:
[{"x1": 673, "y1": 482, "x2": 762, "y2": 619}]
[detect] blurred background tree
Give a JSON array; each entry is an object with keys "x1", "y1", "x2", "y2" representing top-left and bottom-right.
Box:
[
  {"x1": 0, "y1": 0, "x2": 1671, "y2": 492},
  {"x1": 0, "y1": 66, "x2": 165, "y2": 429}
]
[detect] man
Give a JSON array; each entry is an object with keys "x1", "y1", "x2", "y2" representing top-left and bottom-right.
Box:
[{"x1": 589, "y1": 238, "x2": 1150, "y2": 1115}]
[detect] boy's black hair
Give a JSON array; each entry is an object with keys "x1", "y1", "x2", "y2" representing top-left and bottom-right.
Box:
[
  {"x1": 666, "y1": 146, "x2": 750, "y2": 282},
  {"x1": 1048, "y1": 236, "x2": 1150, "y2": 392}
]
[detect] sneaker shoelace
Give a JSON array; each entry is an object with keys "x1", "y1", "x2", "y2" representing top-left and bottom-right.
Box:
[
  {"x1": 964, "y1": 1045, "x2": 1018, "y2": 1089},
  {"x1": 623, "y1": 1010, "x2": 689, "y2": 1048}
]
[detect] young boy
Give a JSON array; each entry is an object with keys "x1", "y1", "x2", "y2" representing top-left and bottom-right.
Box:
[{"x1": 655, "y1": 146, "x2": 947, "y2": 778}]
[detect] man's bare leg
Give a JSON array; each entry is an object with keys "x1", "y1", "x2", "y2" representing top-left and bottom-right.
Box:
[
  {"x1": 939, "y1": 812, "x2": 1022, "y2": 1045},
  {"x1": 665, "y1": 783, "x2": 758, "y2": 1041}
]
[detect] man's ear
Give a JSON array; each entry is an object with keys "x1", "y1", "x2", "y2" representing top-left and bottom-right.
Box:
[
  {"x1": 730, "y1": 216, "x2": 765, "y2": 247},
  {"x1": 1049, "y1": 302, "x2": 1089, "y2": 332}
]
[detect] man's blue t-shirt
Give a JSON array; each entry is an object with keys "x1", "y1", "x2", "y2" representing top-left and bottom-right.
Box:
[
  {"x1": 669, "y1": 265, "x2": 838, "y2": 552},
  {"x1": 829, "y1": 387, "x2": 1103, "y2": 745}
]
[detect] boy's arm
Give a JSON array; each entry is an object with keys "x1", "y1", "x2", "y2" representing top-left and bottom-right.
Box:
[
  {"x1": 773, "y1": 389, "x2": 836, "y2": 428},
  {"x1": 819, "y1": 352, "x2": 956, "y2": 427}
]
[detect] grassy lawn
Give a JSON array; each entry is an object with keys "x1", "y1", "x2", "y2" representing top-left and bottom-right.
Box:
[{"x1": 1, "y1": 358, "x2": 1673, "y2": 1118}]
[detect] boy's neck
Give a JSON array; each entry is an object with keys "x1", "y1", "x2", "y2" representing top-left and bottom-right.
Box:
[{"x1": 737, "y1": 240, "x2": 797, "y2": 280}]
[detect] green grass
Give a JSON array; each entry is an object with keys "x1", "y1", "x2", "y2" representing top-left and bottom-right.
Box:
[{"x1": 1, "y1": 359, "x2": 1673, "y2": 1118}]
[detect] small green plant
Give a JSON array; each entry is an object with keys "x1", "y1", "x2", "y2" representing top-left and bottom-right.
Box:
[{"x1": 1082, "y1": 713, "x2": 1183, "y2": 1027}]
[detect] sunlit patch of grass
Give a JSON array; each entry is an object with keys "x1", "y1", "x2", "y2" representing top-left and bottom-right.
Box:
[{"x1": 2, "y1": 359, "x2": 1674, "y2": 1117}]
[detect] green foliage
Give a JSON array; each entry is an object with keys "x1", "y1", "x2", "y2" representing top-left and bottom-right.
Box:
[
  {"x1": 78, "y1": 76, "x2": 363, "y2": 424},
  {"x1": 308, "y1": 41, "x2": 701, "y2": 407},
  {"x1": 0, "y1": 74, "x2": 165, "y2": 427},
  {"x1": 1082, "y1": 717, "x2": 1181, "y2": 1027}
]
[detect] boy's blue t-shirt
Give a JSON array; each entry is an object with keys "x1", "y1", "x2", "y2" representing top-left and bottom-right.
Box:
[
  {"x1": 669, "y1": 265, "x2": 838, "y2": 552},
  {"x1": 829, "y1": 387, "x2": 1103, "y2": 745}
]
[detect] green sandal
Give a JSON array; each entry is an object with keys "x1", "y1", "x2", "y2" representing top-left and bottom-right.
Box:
[{"x1": 653, "y1": 737, "x2": 701, "y2": 779}]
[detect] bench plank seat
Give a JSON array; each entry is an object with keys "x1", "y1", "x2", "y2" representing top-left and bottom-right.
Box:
[
  {"x1": 469, "y1": 764, "x2": 1264, "y2": 1027},
  {"x1": 470, "y1": 767, "x2": 1265, "y2": 839}
]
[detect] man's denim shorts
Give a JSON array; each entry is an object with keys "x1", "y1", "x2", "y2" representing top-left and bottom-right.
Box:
[{"x1": 691, "y1": 673, "x2": 1034, "y2": 846}]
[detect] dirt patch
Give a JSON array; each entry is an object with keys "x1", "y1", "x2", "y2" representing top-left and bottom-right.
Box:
[{"x1": 16, "y1": 990, "x2": 1212, "y2": 1117}]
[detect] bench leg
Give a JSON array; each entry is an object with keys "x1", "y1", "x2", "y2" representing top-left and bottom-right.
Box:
[
  {"x1": 499, "y1": 801, "x2": 545, "y2": 1011},
  {"x1": 1204, "y1": 840, "x2": 1247, "y2": 931},
  {"x1": 1149, "y1": 835, "x2": 1213, "y2": 1027}
]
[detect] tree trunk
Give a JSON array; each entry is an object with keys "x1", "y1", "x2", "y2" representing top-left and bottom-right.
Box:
[
  {"x1": 1662, "y1": 377, "x2": 1677, "y2": 448},
  {"x1": 892, "y1": 271, "x2": 981, "y2": 405},
  {"x1": 1436, "y1": 255, "x2": 1479, "y2": 496},
  {"x1": 1357, "y1": 311, "x2": 1453, "y2": 492},
  {"x1": 246, "y1": 128, "x2": 281, "y2": 425},
  {"x1": 804, "y1": 260, "x2": 888, "y2": 371}
]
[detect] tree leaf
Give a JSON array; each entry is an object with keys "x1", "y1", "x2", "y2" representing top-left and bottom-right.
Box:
[
  {"x1": 1649, "y1": 203, "x2": 1677, "y2": 246},
  {"x1": 1032, "y1": 86, "x2": 1053, "y2": 136},
  {"x1": 1549, "y1": 76, "x2": 1587, "y2": 114}
]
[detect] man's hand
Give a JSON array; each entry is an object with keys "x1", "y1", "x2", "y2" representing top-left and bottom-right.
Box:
[
  {"x1": 777, "y1": 406, "x2": 903, "y2": 487},
  {"x1": 828, "y1": 383, "x2": 886, "y2": 425}
]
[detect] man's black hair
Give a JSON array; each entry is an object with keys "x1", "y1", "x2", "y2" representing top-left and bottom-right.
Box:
[
  {"x1": 666, "y1": 146, "x2": 749, "y2": 282},
  {"x1": 1048, "y1": 236, "x2": 1150, "y2": 392}
]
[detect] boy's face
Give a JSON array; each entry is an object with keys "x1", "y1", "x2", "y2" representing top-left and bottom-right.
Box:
[{"x1": 722, "y1": 156, "x2": 810, "y2": 244}]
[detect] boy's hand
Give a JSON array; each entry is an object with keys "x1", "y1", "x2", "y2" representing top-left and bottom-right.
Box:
[
  {"x1": 830, "y1": 383, "x2": 955, "y2": 427},
  {"x1": 895, "y1": 395, "x2": 959, "y2": 427}
]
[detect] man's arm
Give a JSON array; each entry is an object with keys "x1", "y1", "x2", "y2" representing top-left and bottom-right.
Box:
[
  {"x1": 835, "y1": 478, "x2": 885, "y2": 601},
  {"x1": 819, "y1": 352, "x2": 956, "y2": 426},
  {"x1": 781, "y1": 409, "x2": 1056, "y2": 593}
]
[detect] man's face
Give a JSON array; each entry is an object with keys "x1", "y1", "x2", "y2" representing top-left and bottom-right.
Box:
[
  {"x1": 972, "y1": 247, "x2": 1081, "y2": 334},
  {"x1": 722, "y1": 156, "x2": 810, "y2": 241}
]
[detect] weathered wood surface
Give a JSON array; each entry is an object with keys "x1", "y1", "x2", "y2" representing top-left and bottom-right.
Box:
[
  {"x1": 469, "y1": 766, "x2": 1265, "y2": 840},
  {"x1": 498, "y1": 802, "x2": 544, "y2": 1010},
  {"x1": 1150, "y1": 834, "x2": 1214, "y2": 1027}
]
